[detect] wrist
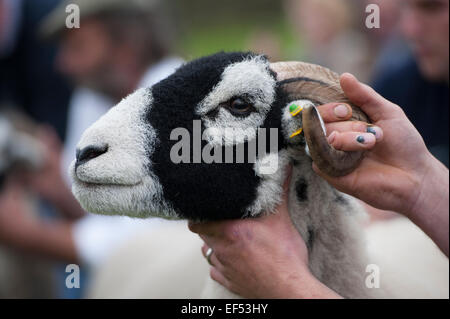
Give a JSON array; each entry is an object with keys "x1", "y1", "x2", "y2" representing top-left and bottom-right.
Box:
[
  {"x1": 408, "y1": 154, "x2": 449, "y2": 218},
  {"x1": 286, "y1": 268, "x2": 342, "y2": 299},
  {"x1": 404, "y1": 154, "x2": 449, "y2": 255}
]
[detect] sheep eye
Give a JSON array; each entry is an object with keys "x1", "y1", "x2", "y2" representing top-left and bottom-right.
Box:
[{"x1": 227, "y1": 98, "x2": 255, "y2": 116}]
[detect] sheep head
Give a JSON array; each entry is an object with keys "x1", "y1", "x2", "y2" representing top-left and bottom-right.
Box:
[{"x1": 70, "y1": 52, "x2": 368, "y2": 221}]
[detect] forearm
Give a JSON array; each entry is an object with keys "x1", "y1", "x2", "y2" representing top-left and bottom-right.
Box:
[
  {"x1": 288, "y1": 273, "x2": 343, "y2": 299},
  {"x1": 264, "y1": 265, "x2": 343, "y2": 299},
  {"x1": 407, "y1": 156, "x2": 449, "y2": 256}
]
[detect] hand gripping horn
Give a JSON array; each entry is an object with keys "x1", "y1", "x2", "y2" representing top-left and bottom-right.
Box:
[{"x1": 271, "y1": 61, "x2": 369, "y2": 177}]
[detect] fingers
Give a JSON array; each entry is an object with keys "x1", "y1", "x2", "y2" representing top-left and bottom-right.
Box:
[
  {"x1": 203, "y1": 243, "x2": 231, "y2": 289},
  {"x1": 188, "y1": 220, "x2": 226, "y2": 237},
  {"x1": 327, "y1": 131, "x2": 377, "y2": 151},
  {"x1": 340, "y1": 73, "x2": 399, "y2": 122},
  {"x1": 210, "y1": 267, "x2": 230, "y2": 290},
  {"x1": 325, "y1": 121, "x2": 384, "y2": 141},
  {"x1": 201, "y1": 243, "x2": 209, "y2": 257},
  {"x1": 316, "y1": 103, "x2": 353, "y2": 123},
  {"x1": 202, "y1": 243, "x2": 221, "y2": 267}
]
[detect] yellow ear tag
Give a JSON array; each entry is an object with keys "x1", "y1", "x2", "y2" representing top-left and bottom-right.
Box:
[
  {"x1": 289, "y1": 103, "x2": 303, "y2": 117},
  {"x1": 289, "y1": 103, "x2": 304, "y2": 138},
  {"x1": 289, "y1": 128, "x2": 303, "y2": 138}
]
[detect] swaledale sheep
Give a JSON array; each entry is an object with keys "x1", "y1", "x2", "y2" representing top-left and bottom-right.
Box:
[{"x1": 69, "y1": 52, "x2": 412, "y2": 298}]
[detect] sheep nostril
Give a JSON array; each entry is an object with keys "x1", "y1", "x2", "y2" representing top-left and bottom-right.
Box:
[{"x1": 75, "y1": 144, "x2": 108, "y2": 168}]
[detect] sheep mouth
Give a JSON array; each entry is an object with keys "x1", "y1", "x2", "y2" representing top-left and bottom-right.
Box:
[
  {"x1": 73, "y1": 176, "x2": 142, "y2": 188},
  {"x1": 70, "y1": 160, "x2": 143, "y2": 188},
  {"x1": 72, "y1": 171, "x2": 142, "y2": 188},
  {"x1": 70, "y1": 168, "x2": 173, "y2": 219}
]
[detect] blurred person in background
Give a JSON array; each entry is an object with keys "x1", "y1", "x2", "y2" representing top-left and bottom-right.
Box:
[
  {"x1": 346, "y1": 0, "x2": 449, "y2": 223},
  {"x1": 39, "y1": 0, "x2": 183, "y2": 181},
  {"x1": 0, "y1": 0, "x2": 79, "y2": 298},
  {"x1": 0, "y1": 0, "x2": 72, "y2": 139},
  {"x1": 0, "y1": 0, "x2": 81, "y2": 219},
  {"x1": 284, "y1": 0, "x2": 372, "y2": 82},
  {"x1": 372, "y1": 0, "x2": 449, "y2": 167},
  {"x1": 0, "y1": 0, "x2": 183, "y2": 298},
  {"x1": 363, "y1": 0, "x2": 412, "y2": 80},
  {"x1": 246, "y1": 29, "x2": 282, "y2": 62}
]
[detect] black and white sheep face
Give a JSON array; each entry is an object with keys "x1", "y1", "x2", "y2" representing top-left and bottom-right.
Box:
[
  {"x1": 70, "y1": 88, "x2": 177, "y2": 218},
  {"x1": 71, "y1": 52, "x2": 297, "y2": 221}
]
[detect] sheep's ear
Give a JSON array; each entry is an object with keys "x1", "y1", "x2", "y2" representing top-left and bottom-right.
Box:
[
  {"x1": 271, "y1": 61, "x2": 369, "y2": 177},
  {"x1": 281, "y1": 99, "x2": 324, "y2": 152}
]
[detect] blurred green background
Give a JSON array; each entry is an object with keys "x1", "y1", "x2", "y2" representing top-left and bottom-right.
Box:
[{"x1": 170, "y1": 0, "x2": 299, "y2": 60}]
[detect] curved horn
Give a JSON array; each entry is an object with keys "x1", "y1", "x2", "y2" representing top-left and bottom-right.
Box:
[{"x1": 270, "y1": 61, "x2": 369, "y2": 177}]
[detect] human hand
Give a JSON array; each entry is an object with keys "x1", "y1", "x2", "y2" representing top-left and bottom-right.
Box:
[
  {"x1": 314, "y1": 73, "x2": 448, "y2": 256},
  {"x1": 314, "y1": 73, "x2": 440, "y2": 217},
  {"x1": 189, "y1": 167, "x2": 341, "y2": 299}
]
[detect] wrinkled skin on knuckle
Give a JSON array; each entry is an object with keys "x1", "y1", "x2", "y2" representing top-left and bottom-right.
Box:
[
  {"x1": 213, "y1": 249, "x2": 225, "y2": 264},
  {"x1": 352, "y1": 121, "x2": 369, "y2": 132},
  {"x1": 331, "y1": 134, "x2": 344, "y2": 150},
  {"x1": 222, "y1": 221, "x2": 248, "y2": 243},
  {"x1": 217, "y1": 223, "x2": 257, "y2": 265},
  {"x1": 386, "y1": 102, "x2": 406, "y2": 121}
]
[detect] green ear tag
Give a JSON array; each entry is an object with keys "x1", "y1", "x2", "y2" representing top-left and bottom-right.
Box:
[
  {"x1": 289, "y1": 103, "x2": 298, "y2": 113},
  {"x1": 289, "y1": 103, "x2": 303, "y2": 116}
]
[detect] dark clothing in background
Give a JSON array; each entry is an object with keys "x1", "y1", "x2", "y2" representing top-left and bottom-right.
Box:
[
  {"x1": 0, "y1": 0, "x2": 72, "y2": 141},
  {"x1": 0, "y1": 0, "x2": 74, "y2": 299},
  {"x1": 372, "y1": 57, "x2": 449, "y2": 167}
]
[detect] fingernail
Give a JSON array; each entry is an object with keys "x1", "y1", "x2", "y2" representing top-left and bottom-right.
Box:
[
  {"x1": 356, "y1": 135, "x2": 365, "y2": 144},
  {"x1": 334, "y1": 104, "x2": 350, "y2": 118},
  {"x1": 367, "y1": 126, "x2": 383, "y2": 140},
  {"x1": 367, "y1": 126, "x2": 376, "y2": 135},
  {"x1": 327, "y1": 131, "x2": 337, "y2": 144}
]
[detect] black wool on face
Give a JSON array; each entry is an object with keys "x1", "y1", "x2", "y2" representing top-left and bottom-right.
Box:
[{"x1": 146, "y1": 52, "x2": 287, "y2": 221}]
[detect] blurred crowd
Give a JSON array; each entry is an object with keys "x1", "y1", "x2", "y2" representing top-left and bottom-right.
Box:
[{"x1": 0, "y1": 0, "x2": 448, "y2": 298}]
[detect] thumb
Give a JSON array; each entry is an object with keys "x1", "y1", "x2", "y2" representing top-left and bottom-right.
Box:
[{"x1": 340, "y1": 73, "x2": 391, "y2": 122}]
